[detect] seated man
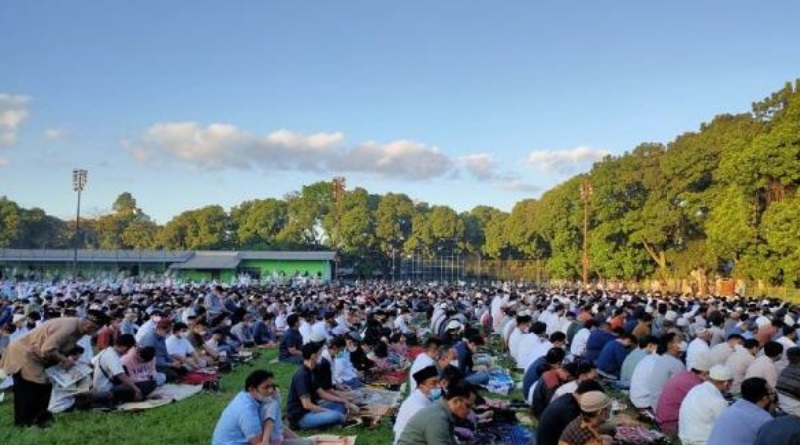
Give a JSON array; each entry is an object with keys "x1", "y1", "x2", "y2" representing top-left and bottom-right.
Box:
[
  {"x1": 230, "y1": 315, "x2": 256, "y2": 348},
  {"x1": 121, "y1": 345, "x2": 165, "y2": 388},
  {"x1": 453, "y1": 335, "x2": 490, "y2": 386},
  {"x1": 776, "y1": 346, "x2": 800, "y2": 414},
  {"x1": 212, "y1": 369, "x2": 278, "y2": 445},
  {"x1": 287, "y1": 343, "x2": 347, "y2": 430},
  {"x1": 253, "y1": 312, "x2": 277, "y2": 347},
  {"x1": 396, "y1": 380, "x2": 479, "y2": 445},
  {"x1": 394, "y1": 366, "x2": 441, "y2": 444},
  {"x1": 94, "y1": 334, "x2": 155, "y2": 404},
  {"x1": 139, "y1": 319, "x2": 186, "y2": 382},
  {"x1": 596, "y1": 333, "x2": 635, "y2": 379},
  {"x1": 279, "y1": 314, "x2": 304, "y2": 365},
  {"x1": 523, "y1": 347, "x2": 566, "y2": 404},
  {"x1": 166, "y1": 322, "x2": 205, "y2": 370}
]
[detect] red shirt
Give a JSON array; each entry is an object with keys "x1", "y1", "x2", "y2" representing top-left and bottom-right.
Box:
[
  {"x1": 654, "y1": 370, "x2": 703, "y2": 434},
  {"x1": 96, "y1": 325, "x2": 117, "y2": 351}
]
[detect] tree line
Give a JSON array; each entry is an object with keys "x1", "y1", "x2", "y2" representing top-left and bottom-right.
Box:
[{"x1": 2, "y1": 80, "x2": 800, "y2": 285}]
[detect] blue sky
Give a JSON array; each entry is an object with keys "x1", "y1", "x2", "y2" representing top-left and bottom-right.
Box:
[{"x1": 2, "y1": 1, "x2": 799, "y2": 223}]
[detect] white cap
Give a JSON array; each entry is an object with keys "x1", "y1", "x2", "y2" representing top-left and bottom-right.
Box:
[
  {"x1": 12, "y1": 313, "x2": 25, "y2": 324},
  {"x1": 692, "y1": 352, "x2": 712, "y2": 372},
  {"x1": 696, "y1": 327, "x2": 710, "y2": 336},
  {"x1": 446, "y1": 320, "x2": 463, "y2": 331},
  {"x1": 677, "y1": 318, "x2": 689, "y2": 327},
  {"x1": 665, "y1": 311, "x2": 678, "y2": 322},
  {"x1": 709, "y1": 364, "x2": 733, "y2": 381}
]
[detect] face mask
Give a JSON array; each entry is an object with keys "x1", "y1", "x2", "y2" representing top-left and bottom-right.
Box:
[
  {"x1": 450, "y1": 359, "x2": 459, "y2": 368},
  {"x1": 347, "y1": 346, "x2": 357, "y2": 352},
  {"x1": 224, "y1": 320, "x2": 232, "y2": 327},
  {"x1": 429, "y1": 388, "x2": 443, "y2": 401},
  {"x1": 253, "y1": 393, "x2": 271, "y2": 403},
  {"x1": 152, "y1": 316, "x2": 162, "y2": 323}
]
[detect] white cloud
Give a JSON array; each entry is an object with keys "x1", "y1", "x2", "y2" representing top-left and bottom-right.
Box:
[
  {"x1": 526, "y1": 145, "x2": 609, "y2": 173},
  {"x1": 0, "y1": 94, "x2": 30, "y2": 146},
  {"x1": 44, "y1": 127, "x2": 69, "y2": 141},
  {"x1": 458, "y1": 153, "x2": 498, "y2": 181},
  {"x1": 499, "y1": 179, "x2": 540, "y2": 193},
  {"x1": 130, "y1": 122, "x2": 451, "y2": 180}
]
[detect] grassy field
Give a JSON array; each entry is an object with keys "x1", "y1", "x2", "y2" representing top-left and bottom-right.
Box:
[{"x1": 0, "y1": 350, "x2": 395, "y2": 445}]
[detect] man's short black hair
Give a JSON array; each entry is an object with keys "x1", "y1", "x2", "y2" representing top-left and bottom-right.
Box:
[
  {"x1": 287, "y1": 313, "x2": 299, "y2": 328},
  {"x1": 545, "y1": 347, "x2": 566, "y2": 365},
  {"x1": 445, "y1": 379, "x2": 478, "y2": 401},
  {"x1": 764, "y1": 341, "x2": 784, "y2": 358},
  {"x1": 424, "y1": 337, "x2": 442, "y2": 349},
  {"x1": 638, "y1": 335, "x2": 658, "y2": 349},
  {"x1": 116, "y1": 333, "x2": 136, "y2": 348},
  {"x1": 743, "y1": 338, "x2": 761, "y2": 351},
  {"x1": 302, "y1": 342, "x2": 320, "y2": 360},
  {"x1": 575, "y1": 379, "x2": 604, "y2": 395},
  {"x1": 244, "y1": 369, "x2": 274, "y2": 391},
  {"x1": 740, "y1": 377, "x2": 769, "y2": 405}
]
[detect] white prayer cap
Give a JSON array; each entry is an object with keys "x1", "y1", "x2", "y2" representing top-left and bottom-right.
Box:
[
  {"x1": 676, "y1": 318, "x2": 689, "y2": 327},
  {"x1": 692, "y1": 352, "x2": 712, "y2": 372},
  {"x1": 665, "y1": 311, "x2": 678, "y2": 322},
  {"x1": 696, "y1": 327, "x2": 710, "y2": 336},
  {"x1": 446, "y1": 320, "x2": 463, "y2": 331},
  {"x1": 785, "y1": 315, "x2": 796, "y2": 327},
  {"x1": 709, "y1": 365, "x2": 733, "y2": 381}
]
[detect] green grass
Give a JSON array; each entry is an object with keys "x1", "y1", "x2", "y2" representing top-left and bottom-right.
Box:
[{"x1": 0, "y1": 350, "x2": 394, "y2": 445}]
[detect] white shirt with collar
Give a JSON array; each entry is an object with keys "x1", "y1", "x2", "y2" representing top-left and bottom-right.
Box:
[
  {"x1": 408, "y1": 352, "x2": 436, "y2": 393},
  {"x1": 393, "y1": 390, "x2": 432, "y2": 444},
  {"x1": 570, "y1": 327, "x2": 591, "y2": 358},
  {"x1": 686, "y1": 337, "x2": 710, "y2": 371},
  {"x1": 678, "y1": 381, "x2": 728, "y2": 445},
  {"x1": 629, "y1": 353, "x2": 658, "y2": 409}
]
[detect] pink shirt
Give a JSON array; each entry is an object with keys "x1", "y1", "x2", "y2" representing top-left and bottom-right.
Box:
[
  {"x1": 654, "y1": 370, "x2": 703, "y2": 435},
  {"x1": 121, "y1": 349, "x2": 157, "y2": 382}
]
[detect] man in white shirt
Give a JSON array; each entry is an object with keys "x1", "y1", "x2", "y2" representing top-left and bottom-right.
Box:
[
  {"x1": 570, "y1": 320, "x2": 594, "y2": 359},
  {"x1": 645, "y1": 333, "x2": 686, "y2": 409},
  {"x1": 679, "y1": 365, "x2": 733, "y2": 445},
  {"x1": 408, "y1": 338, "x2": 441, "y2": 392},
  {"x1": 745, "y1": 341, "x2": 784, "y2": 389},
  {"x1": 686, "y1": 327, "x2": 712, "y2": 371},
  {"x1": 298, "y1": 312, "x2": 314, "y2": 345},
  {"x1": 516, "y1": 322, "x2": 548, "y2": 370},
  {"x1": 166, "y1": 322, "x2": 204, "y2": 370},
  {"x1": 134, "y1": 311, "x2": 162, "y2": 344},
  {"x1": 509, "y1": 314, "x2": 532, "y2": 359},
  {"x1": 726, "y1": 338, "x2": 761, "y2": 394},
  {"x1": 775, "y1": 325, "x2": 797, "y2": 372},
  {"x1": 393, "y1": 366, "x2": 441, "y2": 444},
  {"x1": 709, "y1": 334, "x2": 744, "y2": 366},
  {"x1": 94, "y1": 333, "x2": 151, "y2": 404}
]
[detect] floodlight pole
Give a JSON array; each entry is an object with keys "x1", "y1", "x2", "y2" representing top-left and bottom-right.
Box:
[{"x1": 72, "y1": 169, "x2": 87, "y2": 277}]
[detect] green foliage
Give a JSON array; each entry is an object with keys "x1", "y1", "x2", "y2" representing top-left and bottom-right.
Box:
[{"x1": 5, "y1": 79, "x2": 800, "y2": 285}]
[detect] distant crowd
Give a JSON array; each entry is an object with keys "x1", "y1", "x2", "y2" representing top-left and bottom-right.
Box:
[{"x1": 2, "y1": 278, "x2": 800, "y2": 444}]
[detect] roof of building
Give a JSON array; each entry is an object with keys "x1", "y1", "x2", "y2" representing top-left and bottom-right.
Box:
[{"x1": 0, "y1": 249, "x2": 335, "y2": 269}]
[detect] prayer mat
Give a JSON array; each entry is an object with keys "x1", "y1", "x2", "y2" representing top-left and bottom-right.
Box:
[
  {"x1": 116, "y1": 384, "x2": 203, "y2": 411},
  {"x1": 615, "y1": 426, "x2": 667, "y2": 445},
  {"x1": 351, "y1": 388, "x2": 401, "y2": 408},
  {"x1": 288, "y1": 435, "x2": 356, "y2": 445},
  {"x1": 472, "y1": 421, "x2": 533, "y2": 445}
]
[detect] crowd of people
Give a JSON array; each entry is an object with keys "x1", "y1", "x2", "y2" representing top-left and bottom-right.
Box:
[{"x1": 3, "y1": 278, "x2": 800, "y2": 445}]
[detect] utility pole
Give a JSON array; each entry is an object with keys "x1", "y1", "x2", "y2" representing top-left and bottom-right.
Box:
[
  {"x1": 331, "y1": 177, "x2": 346, "y2": 280},
  {"x1": 580, "y1": 178, "x2": 593, "y2": 287},
  {"x1": 72, "y1": 169, "x2": 88, "y2": 277}
]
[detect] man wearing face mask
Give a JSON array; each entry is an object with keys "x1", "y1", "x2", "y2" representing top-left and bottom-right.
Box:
[
  {"x1": 394, "y1": 365, "x2": 442, "y2": 444},
  {"x1": 212, "y1": 369, "x2": 279, "y2": 445},
  {"x1": 396, "y1": 379, "x2": 479, "y2": 445}
]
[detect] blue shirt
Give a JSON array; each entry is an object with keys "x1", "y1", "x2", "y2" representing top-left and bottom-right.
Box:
[
  {"x1": 259, "y1": 394, "x2": 284, "y2": 442},
  {"x1": 212, "y1": 391, "x2": 264, "y2": 445},
  {"x1": 596, "y1": 340, "x2": 630, "y2": 377},
  {"x1": 708, "y1": 399, "x2": 773, "y2": 445},
  {"x1": 139, "y1": 331, "x2": 172, "y2": 367},
  {"x1": 279, "y1": 328, "x2": 303, "y2": 360},
  {"x1": 522, "y1": 356, "x2": 549, "y2": 398},
  {"x1": 584, "y1": 329, "x2": 616, "y2": 364},
  {"x1": 754, "y1": 415, "x2": 800, "y2": 445}
]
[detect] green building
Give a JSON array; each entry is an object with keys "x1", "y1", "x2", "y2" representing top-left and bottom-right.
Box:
[{"x1": 0, "y1": 249, "x2": 335, "y2": 282}]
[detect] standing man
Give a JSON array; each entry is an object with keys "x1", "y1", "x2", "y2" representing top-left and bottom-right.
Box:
[{"x1": 0, "y1": 310, "x2": 107, "y2": 426}]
